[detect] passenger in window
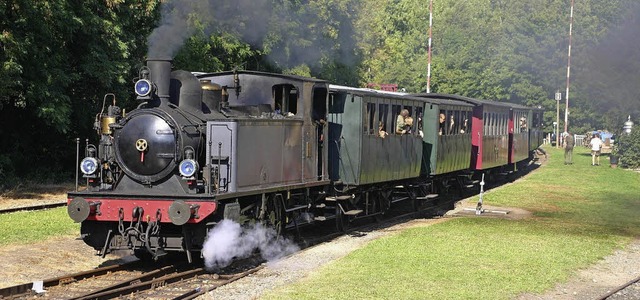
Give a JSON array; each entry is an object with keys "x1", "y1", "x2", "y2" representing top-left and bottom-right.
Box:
[
  {"x1": 438, "y1": 113, "x2": 446, "y2": 135},
  {"x1": 275, "y1": 103, "x2": 282, "y2": 115},
  {"x1": 404, "y1": 116, "x2": 413, "y2": 134},
  {"x1": 460, "y1": 118, "x2": 468, "y2": 134},
  {"x1": 448, "y1": 115, "x2": 456, "y2": 135},
  {"x1": 417, "y1": 113, "x2": 424, "y2": 138},
  {"x1": 378, "y1": 121, "x2": 389, "y2": 138},
  {"x1": 519, "y1": 116, "x2": 527, "y2": 132},
  {"x1": 396, "y1": 109, "x2": 409, "y2": 134}
]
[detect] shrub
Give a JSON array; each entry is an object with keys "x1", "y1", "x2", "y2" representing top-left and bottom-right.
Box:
[{"x1": 617, "y1": 129, "x2": 640, "y2": 169}]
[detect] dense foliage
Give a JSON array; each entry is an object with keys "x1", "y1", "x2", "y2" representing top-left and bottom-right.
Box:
[
  {"x1": 616, "y1": 130, "x2": 640, "y2": 169},
  {"x1": 1, "y1": 0, "x2": 639, "y2": 187}
]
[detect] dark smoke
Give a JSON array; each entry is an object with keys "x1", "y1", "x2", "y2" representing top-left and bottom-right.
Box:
[{"x1": 146, "y1": 0, "x2": 358, "y2": 70}]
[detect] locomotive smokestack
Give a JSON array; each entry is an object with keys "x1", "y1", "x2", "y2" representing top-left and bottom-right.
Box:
[{"x1": 147, "y1": 58, "x2": 172, "y2": 106}]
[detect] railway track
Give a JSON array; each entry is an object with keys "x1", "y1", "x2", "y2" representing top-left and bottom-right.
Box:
[
  {"x1": 0, "y1": 202, "x2": 67, "y2": 215},
  {"x1": 0, "y1": 256, "x2": 264, "y2": 300},
  {"x1": 596, "y1": 275, "x2": 640, "y2": 300}
]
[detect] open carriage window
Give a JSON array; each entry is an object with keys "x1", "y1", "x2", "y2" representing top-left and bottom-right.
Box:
[
  {"x1": 392, "y1": 104, "x2": 401, "y2": 134},
  {"x1": 439, "y1": 109, "x2": 446, "y2": 135},
  {"x1": 379, "y1": 103, "x2": 389, "y2": 135},
  {"x1": 416, "y1": 106, "x2": 424, "y2": 133},
  {"x1": 460, "y1": 110, "x2": 469, "y2": 134},
  {"x1": 273, "y1": 84, "x2": 298, "y2": 115},
  {"x1": 366, "y1": 102, "x2": 376, "y2": 135},
  {"x1": 518, "y1": 112, "x2": 528, "y2": 132},
  {"x1": 532, "y1": 112, "x2": 541, "y2": 128}
]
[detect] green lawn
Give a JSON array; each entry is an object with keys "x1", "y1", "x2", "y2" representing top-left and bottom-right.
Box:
[
  {"x1": 264, "y1": 146, "x2": 640, "y2": 300},
  {"x1": 0, "y1": 207, "x2": 79, "y2": 246}
]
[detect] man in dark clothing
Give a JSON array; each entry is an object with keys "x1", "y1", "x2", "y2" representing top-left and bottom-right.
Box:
[{"x1": 563, "y1": 132, "x2": 575, "y2": 164}]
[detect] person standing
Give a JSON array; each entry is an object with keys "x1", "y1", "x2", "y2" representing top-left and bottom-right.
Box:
[
  {"x1": 589, "y1": 133, "x2": 603, "y2": 166},
  {"x1": 563, "y1": 132, "x2": 575, "y2": 165}
]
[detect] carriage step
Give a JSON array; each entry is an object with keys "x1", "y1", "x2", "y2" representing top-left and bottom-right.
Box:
[
  {"x1": 314, "y1": 216, "x2": 327, "y2": 221},
  {"x1": 463, "y1": 184, "x2": 475, "y2": 188},
  {"x1": 416, "y1": 194, "x2": 439, "y2": 200},
  {"x1": 395, "y1": 185, "x2": 404, "y2": 188},
  {"x1": 469, "y1": 180, "x2": 480, "y2": 184},
  {"x1": 316, "y1": 203, "x2": 326, "y2": 208},
  {"x1": 326, "y1": 195, "x2": 352, "y2": 201},
  {"x1": 344, "y1": 209, "x2": 363, "y2": 216}
]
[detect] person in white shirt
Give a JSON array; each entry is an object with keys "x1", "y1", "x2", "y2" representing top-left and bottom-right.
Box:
[{"x1": 589, "y1": 133, "x2": 603, "y2": 166}]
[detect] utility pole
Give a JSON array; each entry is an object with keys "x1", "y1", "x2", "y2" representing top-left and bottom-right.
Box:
[
  {"x1": 426, "y1": 0, "x2": 433, "y2": 93},
  {"x1": 564, "y1": 0, "x2": 575, "y2": 133}
]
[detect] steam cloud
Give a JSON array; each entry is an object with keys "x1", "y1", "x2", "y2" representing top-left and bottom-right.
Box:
[
  {"x1": 146, "y1": 0, "x2": 357, "y2": 69},
  {"x1": 201, "y1": 219, "x2": 299, "y2": 270}
]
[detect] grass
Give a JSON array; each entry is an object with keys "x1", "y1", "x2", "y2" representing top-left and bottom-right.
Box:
[
  {"x1": 0, "y1": 208, "x2": 79, "y2": 246},
  {"x1": 264, "y1": 146, "x2": 640, "y2": 300}
]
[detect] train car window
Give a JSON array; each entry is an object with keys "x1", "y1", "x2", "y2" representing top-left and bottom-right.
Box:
[
  {"x1": 505, "y1": 113, "x2": 509, "y2": 134},
  {"x1": 503, "y1": 113, "x2": 507, "y2": 135},
  {"x1": 392, "y1": 104, "x2": 401, "y2": 134},
  {"x1": 363, "y1": 102, "x2": 372, "y2": 135},
  {"x1": 490, "y1": 112, "x2": 494, "y2": 135},
  {"x1": 483, "y1": 112, "x2": 487, "y2": 135},
  {"x1": 378, "y1": 103, "x2": 389, "y2": 135},
  {"x1": 368, "y1": 102, "x2": 376, "y2": 135},
  {"x1": 328, "y1": 92, "x2": 347, "y2": 114},
  {"x1": 460, "y1": 110, "x2": 469, "y2": 134},
  {"x1": 453, "y1": 111, "x2": 460, "y2": 135},
  {"x1": 416, "y1": 106, "x2": 424, "y2": 133},
  {"x1": 273, "y1": 84, "x2": 298, "y2": 115},
  {"x1": 518, "y1": 112, "x2": 526, "y2": 132},
  {"x1": 532, "y1": 112, "x2": 540, "y2": 128},
  {"x1": 312, "y1": 86, "x2": 327, "y2": 122},
  {"x1": 439, "y1": 109, "x2": 446, "y2": 135}
]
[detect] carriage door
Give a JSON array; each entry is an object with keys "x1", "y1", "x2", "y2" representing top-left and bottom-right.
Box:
[{"x1": 312, "y1": 85, "x2": 328, "y2": 180}]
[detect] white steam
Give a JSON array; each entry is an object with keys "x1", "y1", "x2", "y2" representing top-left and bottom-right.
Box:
[{"x1": 201, "y1": 219, "x2": 299, "y2": 270}]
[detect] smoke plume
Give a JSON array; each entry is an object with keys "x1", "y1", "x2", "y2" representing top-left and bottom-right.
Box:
[
  {"x1": 201, "y1": 219, "x2": 299, "y2": 270},
  {"x1": 146, "y1": 0, "x2": 358, "y2": 70}
]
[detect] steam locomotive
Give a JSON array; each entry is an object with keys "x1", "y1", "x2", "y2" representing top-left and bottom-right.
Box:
[{"x1": 67, "y1": 59, "x2": 544, "y2": 262}]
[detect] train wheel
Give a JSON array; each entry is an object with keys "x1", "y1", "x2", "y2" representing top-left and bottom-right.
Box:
[{"x1": 264, "y1": 194, "x2": 286, "y2": 236}]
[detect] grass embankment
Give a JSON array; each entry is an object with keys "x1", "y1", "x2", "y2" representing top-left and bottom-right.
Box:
[
  {"x1": 0, "y1": 183, "x2": 78, "y2": 246},
  {"x1": 266, "y1": 146, "x2": 640, "y2": 300},
  {"x1": 0, "y1": 208, "x2": 79, "y2": 246}
]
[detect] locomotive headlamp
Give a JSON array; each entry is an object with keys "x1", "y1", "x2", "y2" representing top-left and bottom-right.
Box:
[
  {"x1": 134, "y1": 79, "x2": 152, "y2": 97},
  {"x1": 179, "y1": 159, "x2": 198, "y2": 177},
  {"x1": 80, "y1": 157, "x2": 99, "y2": 175}
]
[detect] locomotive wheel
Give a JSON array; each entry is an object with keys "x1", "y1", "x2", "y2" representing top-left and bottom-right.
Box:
[{"x1": 264, "y1": 194, "x2": 286, "y2": 236}]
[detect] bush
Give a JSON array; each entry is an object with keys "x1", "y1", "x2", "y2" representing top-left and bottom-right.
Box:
[{"x1": 617, "y1": 129, "x2": 640, "y2": 169}]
